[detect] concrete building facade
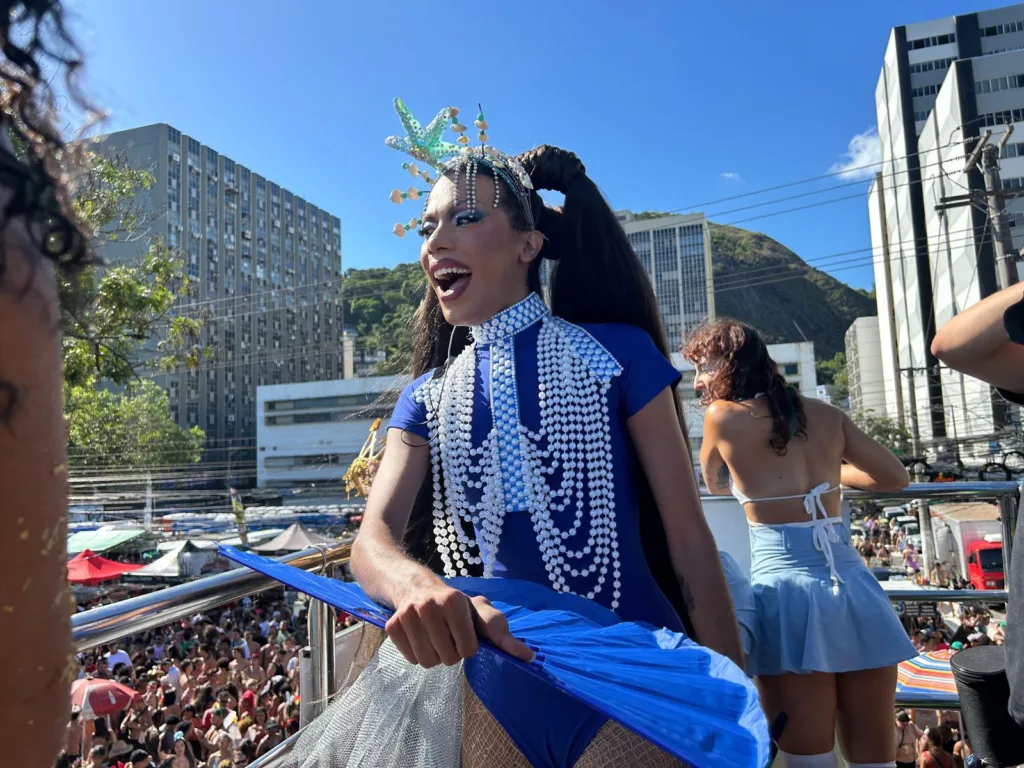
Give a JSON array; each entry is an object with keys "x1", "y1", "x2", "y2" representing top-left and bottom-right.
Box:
[
  {"x1": 845, "y1": 316, "x2": 887, "y2": 417},
  {"x1": 92, "y1": 123, "x2": 345, "y2": 470},
  {"x1": 618, "y1": 211, "x2": 715, "y2": 347},
  {"x1": 871, "y1": 3, "x2": 1024, "y2": 448},
  {"x1": 256, "y1": 377, "x2": 405, "y2": 488}
]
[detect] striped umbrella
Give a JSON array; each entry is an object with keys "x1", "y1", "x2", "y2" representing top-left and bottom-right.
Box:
[{"x1": 897, "y1": 650, "x2": 958, "y2": 699}]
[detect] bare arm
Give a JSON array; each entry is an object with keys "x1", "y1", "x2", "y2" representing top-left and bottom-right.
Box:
[
  {"x1": 839, "y1": 412, "x2": 911, "y2": 491},
  {"x1": 349, "y1": 429, "x2": 438, "y2": 606},
  {"x1": 931, "y1": 283, "x2": 1024, "y2": 393},
  {"x1": 350, "y1": 428, "x2": 532, "y2": 666},
  {"x1": 629, "y1": 389, "x2": 745, "y2": 668},
  {"x1": 699, "y1": 402, "x2": 732, "y2": 496}
]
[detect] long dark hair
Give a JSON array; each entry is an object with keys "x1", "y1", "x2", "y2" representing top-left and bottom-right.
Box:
[
  {"x1": 404, "y1": 145, "x2": 696, "y2": 634},
  {"x1": 683, "y1": 318, "x2": 807, "y2": 455},
  {"x1": 0, "y1": 0, "x2": 92, "y2": 283}
]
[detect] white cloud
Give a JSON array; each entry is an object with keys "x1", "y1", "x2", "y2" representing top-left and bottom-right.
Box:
[
  {"x1": 828, "y1": 128, "x2": 882, "y2": 180},
  {"x1": 720, "y1": 171, "x2": 741, "y2": 181}
]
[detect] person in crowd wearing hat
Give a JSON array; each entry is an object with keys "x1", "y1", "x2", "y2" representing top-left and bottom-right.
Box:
[
  {"x1": 895, "y1": 710, "x2": 923, "y2": 768},
  {"x1": 950, "y1": 641, "x2": 965, "y2": 653},
  {"x1": 254, "y1": 720, "x2": 283, "y2": 759},
  {"x1": 107, "y1": 740, "x2": 133, "y2": 765},
  {"x1": 931, "y1": 280, "x2": 1024, "y2": 730}
]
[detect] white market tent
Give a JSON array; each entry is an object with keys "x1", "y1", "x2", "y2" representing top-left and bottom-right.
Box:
[
  {"x1": 253, "y1": 523, "x2": 337, "y2": 553},
  {"x1": 128, "y1": 541, "x2": 217, "y2": 579}
]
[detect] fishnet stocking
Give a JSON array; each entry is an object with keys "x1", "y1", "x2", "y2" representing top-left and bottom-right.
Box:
[{"x1": 460, "y1": 675, "x2": 687, "y2": 767}]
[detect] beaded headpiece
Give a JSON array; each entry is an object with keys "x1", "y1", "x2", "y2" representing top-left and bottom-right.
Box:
[{"x1": 384, "y1": 97, "x2": 535, "y2": 237}]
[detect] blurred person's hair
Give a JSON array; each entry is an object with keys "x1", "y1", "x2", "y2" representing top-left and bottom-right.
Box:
[{"x1": 925, "y1": 726, "x2": 944, "y2": 748}]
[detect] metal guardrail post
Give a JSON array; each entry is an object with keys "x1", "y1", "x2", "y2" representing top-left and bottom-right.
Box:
[
  {"x1": 306, "y1": 596, "x2": 336, "y2": 722},
  {"x1": 1000, "y1": 481, "x2": 1021, "y2": 570},
  {"x1": 916, "y1": 498, "x2": 934, "y2": 579}
]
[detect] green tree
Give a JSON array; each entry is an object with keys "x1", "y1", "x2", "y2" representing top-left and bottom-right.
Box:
[
  {"x1": 59, "y1": 150, "x2": 206, "y2": 466},
  {"x1": 816, "y1": 351, "x2": 849, "y2": 397},
  {"x1": 65, "y1": 380, "x2": 204, "y2": 468},
  {"x1": 853, "y1": 410, "x2": 911, "y2": 456},
  {"x1": 61, "y1": 151, "x2": 203, "y2": 387},
  {"x1": 342, "y1": 263, "x2": 426, "y2": 374}
]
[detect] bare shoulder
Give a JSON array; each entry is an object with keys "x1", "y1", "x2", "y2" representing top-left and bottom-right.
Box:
[
  {"x1": 802, "y1": 396, "x2": 845, "y2": 426},
  {"x1": 703, "y1": 399, "x2": 746, "y2": 427}
]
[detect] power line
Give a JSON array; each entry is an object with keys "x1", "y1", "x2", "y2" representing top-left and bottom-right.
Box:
[{"x1": 666, "y1": 137, "x2": 970, "y2": 213}]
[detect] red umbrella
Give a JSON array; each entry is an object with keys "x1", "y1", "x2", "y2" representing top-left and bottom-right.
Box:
[
  {"x1": 66, "y1": 549, "x2": 143, "y2": 586},
  {"x1": 71, "y1": 678, "x2": 138, "y2": 716}
]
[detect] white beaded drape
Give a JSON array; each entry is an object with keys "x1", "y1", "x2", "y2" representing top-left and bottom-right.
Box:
[{"x1": 414, "y1": 294, "x2": 625, "y2": 608}]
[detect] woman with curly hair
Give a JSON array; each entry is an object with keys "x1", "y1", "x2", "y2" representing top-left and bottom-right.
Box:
[
  {"x1": 0, "y1": 2, "x2": 95, "y2": 766},
  {"x1": 683, "y1": 319, "x2": 916, "y2": 768}
]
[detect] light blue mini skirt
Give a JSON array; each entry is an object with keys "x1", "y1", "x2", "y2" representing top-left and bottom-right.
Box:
[{"x1": 747, "y1": 518, "x2": 917, "y2": 676}]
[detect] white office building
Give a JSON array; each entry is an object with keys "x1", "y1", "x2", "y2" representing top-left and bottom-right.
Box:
[
  {"x1": 256, "y1": 377, "x2": 405, "y2": 489},
  {"x1": 845, "y1": 316, "x2": 887, "y2": 417},
  {"x1": 618, "y1": 211, "x2": 715, "y2": 346},
  {"x1": 871, "y1": 4, "x2": 1024, "y2": 447}
]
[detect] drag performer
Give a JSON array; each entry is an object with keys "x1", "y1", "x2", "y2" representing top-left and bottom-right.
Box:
[
  {"x1": 684, "y1": 320, "x2": 917, "y2": 768},
  {"x1": 0, "y1": 1, "x2": 93, "y2": 765},
  {"x1": 332, "y1": 99, "x2": 766, "y2": 767}
]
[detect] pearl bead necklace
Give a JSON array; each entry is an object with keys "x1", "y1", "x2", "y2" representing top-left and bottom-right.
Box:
[{"x1": 414, "y1": 293, "x2": 624, "y2": 608}]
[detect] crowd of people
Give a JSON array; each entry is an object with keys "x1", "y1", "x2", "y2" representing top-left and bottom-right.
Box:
[{"x1": 59, "y1": 591, "x2": 319, "y2": 768}]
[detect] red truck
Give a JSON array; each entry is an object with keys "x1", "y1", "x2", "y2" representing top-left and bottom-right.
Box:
[{"x1": 930, "y1": 503, "x2": 1005, "y2": 590}]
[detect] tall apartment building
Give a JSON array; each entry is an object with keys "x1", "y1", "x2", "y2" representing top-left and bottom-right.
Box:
[
  {"x1": 617, "y1": 211, "x2": 715, "y2": 346},
  {"x1": 92, "y1": 124, "x2": 344, "y2": 470},
  {"x1": 845, "y1": 316, "x2": 887, "y2": 417},
  {"x1": 871, "y1": 3, "x2": 1024, "y2": 449}
]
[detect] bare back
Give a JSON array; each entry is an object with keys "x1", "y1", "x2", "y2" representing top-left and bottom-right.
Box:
[
  {"x1": 701, "y1": 393, "x2": 909, "y2": 525},
  {"x1": 715, "y1": 397, "x2": 844, "y2": 524}
]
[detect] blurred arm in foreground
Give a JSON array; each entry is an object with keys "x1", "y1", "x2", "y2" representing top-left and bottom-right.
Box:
[
  {"x1": 932, "y1": 283, "x2": 1024, "y2": 732},
  {"x1": 0, "y1": 2, "x2": 98, "y2": 764}
]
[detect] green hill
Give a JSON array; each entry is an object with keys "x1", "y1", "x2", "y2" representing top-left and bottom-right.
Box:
[{"x1": 709, "y1": 222, "x2": 876, "y2": 360}]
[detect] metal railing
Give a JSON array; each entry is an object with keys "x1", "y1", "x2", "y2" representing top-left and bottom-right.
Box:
[
  {"x1": 849, "y1": 482, "x2": 1020, "y2": 711},
  {"x1": 66, "y1": 481, "x2": 1018, "y2": 764}
]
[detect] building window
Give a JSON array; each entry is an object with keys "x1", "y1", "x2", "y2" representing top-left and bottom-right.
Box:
[
  {"x1": 981, "y1": 20, "x2": 1024, "y2": 37},
  {"x1": 978, "y1": 108, "x2": 1024, "y2": 127},
  {"x1": 975, "y1": 74, "x2": 1024, "y2": 94},
  {"x1": 1003, "y1": 176, "x2": 1024, "y2": 190},
  {"x1": 911, "y1": 84, "x2": 940, "y2": 98},
  {"x1": 909, "y1": 57, "x2": 954, "y2": 74},
  {"x1": 167, "y1": 125, "x2": 181, "y2": 144},
  {"x1": 914, "y1": 110, "x2": 930, "y2": 122},
  {"x1": 908, "y1": 33, "x2": 955, "y2": 50},
  {"x1": 783, "y1": 363, "x2": 799, "y2": 376}
]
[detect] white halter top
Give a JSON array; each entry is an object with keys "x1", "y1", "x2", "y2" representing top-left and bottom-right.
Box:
[{"x1": 732, "y1": 481, "x2": 845, "y2": 595}]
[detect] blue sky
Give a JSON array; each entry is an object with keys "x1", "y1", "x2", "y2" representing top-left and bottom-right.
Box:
[{"x1": 67, "y1": 0, "x2": 1014, "y2": 289}]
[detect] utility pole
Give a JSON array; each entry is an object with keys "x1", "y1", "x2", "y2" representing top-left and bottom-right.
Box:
[
  {"x1": 980, "y1": 140, "x2": 1020, "y2": 289},
  {"x1": 955, "y1": 127, "x2": 1020, "y2": 290}
]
